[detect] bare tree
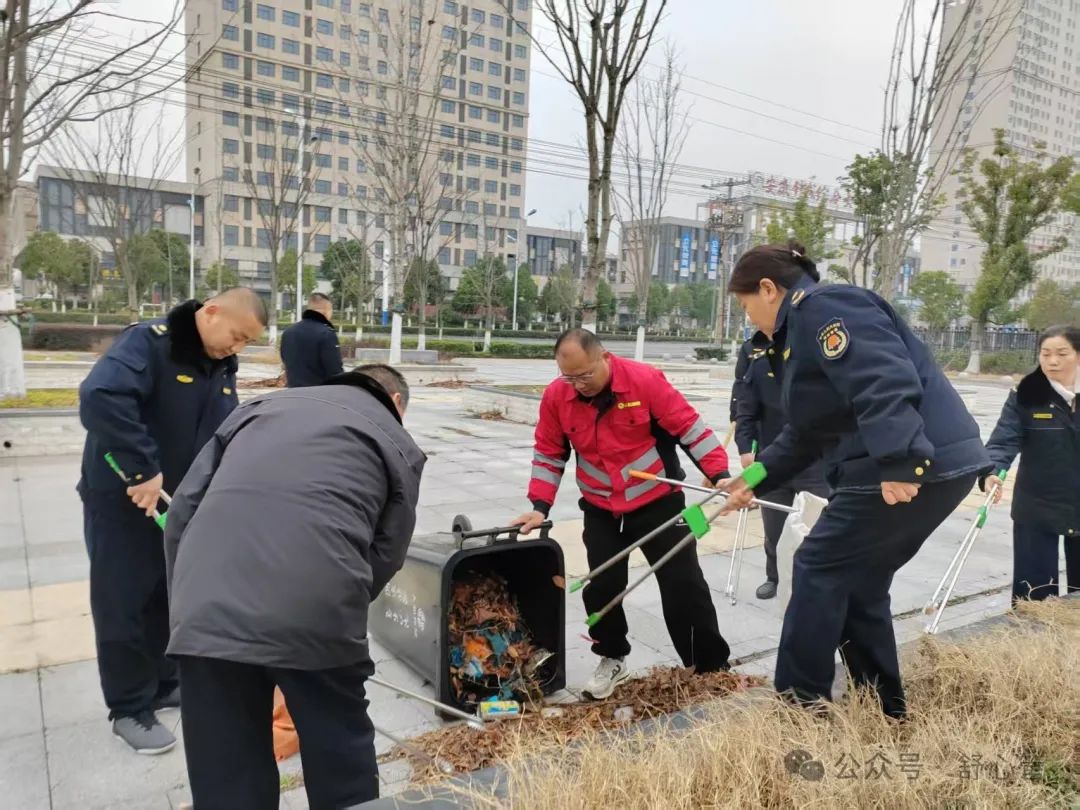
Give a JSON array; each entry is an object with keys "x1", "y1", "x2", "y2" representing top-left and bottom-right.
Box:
[
  {"x1": 613, "y1": 42, "x2": 688, "y2": 352},
  {"x1": 529, "y1": 0, "x2": 668, "y2": 330},
  {"x1": 343, "y1": 0, "x2": 463, "y2": 314},
  {"x1": 49, "y1": 91, "x2": 184, "y2": 315},
  {"x1": 845, "y1": 0, "x2": 1017, "y2": 296},
  {"x1": 0, "y1": 0, "x2": 184, "y2": 398},
  {"x1": 243, "y1": 111, "x2": 322, "y2": 335}
]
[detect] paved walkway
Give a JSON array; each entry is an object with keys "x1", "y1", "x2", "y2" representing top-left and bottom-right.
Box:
[{"x1": 0, "y1": 359, "x2": 1042, "y2": 809}]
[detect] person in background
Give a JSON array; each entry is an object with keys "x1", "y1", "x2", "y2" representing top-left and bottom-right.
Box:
[
  {"x1": 512, "y1": 329, "x2": 732, "y2": 700},
  {"x1": 78, "y1": 289, "x2": 266, "y2": 753},
  {"x1": 719, "y1": 241, "x2": 989, "y2": 719},
  {"x1": 733, "y1": 338, "x2": 830, "y2": 599},
  {"x1": 165, "y1": 365, "x2": 425, "y2": 809},
  {"x1": 280, "y1": 292, "x2": 343, "y2": 387},
  {"x1": 983, "y1": 324, "x2": 1080, "y2": 602}
]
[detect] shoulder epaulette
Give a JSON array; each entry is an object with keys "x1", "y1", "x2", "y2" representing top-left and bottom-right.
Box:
[{"x1": 149, "y1": 322, "x2": 169, "y2": 337}]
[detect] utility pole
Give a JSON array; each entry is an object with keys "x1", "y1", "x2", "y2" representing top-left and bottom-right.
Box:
[{"x1": 702, "y1": 176, "x2": 750, "y2": 345}]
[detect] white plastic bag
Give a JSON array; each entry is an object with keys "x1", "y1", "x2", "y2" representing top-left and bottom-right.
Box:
[{"x1": 775, "y1": 491, "x2": 829, "y2": 614}]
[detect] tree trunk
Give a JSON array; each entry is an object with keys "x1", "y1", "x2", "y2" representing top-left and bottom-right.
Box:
[
  {"x1": 0, "y1": 222, "x2": 25, "y2": 396},
  {"x1": 417, "y1": 325, "x2": 426, "y2": 352},
  {"x1": 634, "y1": 325, "x2": 646, "y2": 361},
  {"x1": 389, "y1": 311, "x2": 403, "y2": 365},
  {"x1": 964, "y1": 320, "x2": 984, "y2": 374}
]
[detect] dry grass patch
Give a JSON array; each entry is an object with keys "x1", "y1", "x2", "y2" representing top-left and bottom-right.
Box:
[{"x1": 421, "y1": 599, "x2": 1079, "y2": 808}]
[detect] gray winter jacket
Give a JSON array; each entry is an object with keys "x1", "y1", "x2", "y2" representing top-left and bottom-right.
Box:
[{"x1": 164, "y1": 375, "x2": 426, "y2": 670}]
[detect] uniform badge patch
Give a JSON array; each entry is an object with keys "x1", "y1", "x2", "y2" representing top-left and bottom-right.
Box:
[
  {"x1": 176, "y1": 374, "x2": 194, "y2": 383},
  {"x1": 817, "y1": 319, "x2": 850, "y2": 360},
  {"x1": 791, "y1": 290, "x2": 806, "y2": 307}
]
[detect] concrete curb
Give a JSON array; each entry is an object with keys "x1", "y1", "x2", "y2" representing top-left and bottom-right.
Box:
[{"x1": 353, "y1": 593, "x2": 1078, "y2": 809}]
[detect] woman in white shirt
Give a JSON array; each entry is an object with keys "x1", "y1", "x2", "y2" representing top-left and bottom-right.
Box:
[{"x1": 983, "y1": 325, "x2": 1080, "y2": 602}]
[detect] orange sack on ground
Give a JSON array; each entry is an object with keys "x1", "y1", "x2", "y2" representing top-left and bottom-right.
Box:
[{"x1": 272, "y1": 688, "x2": 300, "y2": 762}]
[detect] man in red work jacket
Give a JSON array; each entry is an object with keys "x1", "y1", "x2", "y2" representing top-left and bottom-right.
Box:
[{"x1": 511, "y1": 329, "x2": 732, "y2": 699}]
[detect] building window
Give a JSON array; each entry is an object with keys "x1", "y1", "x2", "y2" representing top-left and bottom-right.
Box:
[
  {"x1": 444, "y1": 0, "x2": 458, "y2": 13},
  {"x1": 467, "y1": 154, "x2": 481, "y2": 167},
  {"x1": 358, "y1": 2, "x2": 370, "y2": 16},
  {"x1": 464, "y1": 249, "x2": 477, "y2": 265},
  {"x1": 488, "y1": 85, "x2": 502, "y2": 100},
  {"x1": 257, "y1": 60, "x2": 275, "y2": 77},
  {"x1": 512, "y1": 92, "x2": 525, "y2": 105},
  {"x1": 509, "y1": 206, "x2": 520, "y2": 219},
  {"x1": 223, "y1": 195, "x2": 240, "y2": 212},
  {"x1": 338, "y1": 131, "x2": 349, "y2": 145},
  {"x1": 223, "y1": 138, "x2": 240, "y2": 154},
  {"x1": 487, "y1": 109, "x2": 500, "y2": 124},
  {"x1": 509, "y1": 184, "x2": 521, "y2": 196},
  {"x1": 282, "y1": 38, "x2": 299, "y2": 55},
  {"x1": 256, "y1": 142, "x2": 274, "y2": 159},
  {"x1": 257, "y1": 88, "x2": 275, "y2": 105},
  {"x1": 491, "y1": 13, "x2": 504, "y2": 28},
  {"x1": 256, "y1": 32, "x2": 275, "y2": 49},
  {"x1": 313, "y1": 234, "x2": 331, "y2": 253},
  {"x1": 356, "y1": 81, "x2": 369, "y2": 96},
  {"x1": 442, "y1": 25, "x2": 456, "y2": 41},
  {"x1": 441, "y1": 99, "x2": 456, "y2": 113},
  {"x1": 484, "y1": 179, "x2": 498, "y2": 193},
  {"x1": 314, "y1": 152, "x2": 332, "y2": 168},
  {"x1": 282, "y1": 148, "x2": 297, "y2": 163},
  {"x1": 283, "y1": 9, "x2": 300, "y2": 26},
  {"x1": 511, "y1": 138, "x2": 523, "y2": 151},
  {"x1": 282, "y1": 93, "x2": 300, "y2": 112},
  {"x1": 469, "y1": 105, "x2": 482, "y2": 119},
  {"x1": 356, "y1": 185, "x2": 367, "y2": 199},
  {"x1": 256, "y1": 117, "x2": 274, "y2": 132},
  {"x1": 314, "y1": 206, "x2": 331, "y2": 222},
  {"x1": 511, "y1": 114, "x2": 524, "y2": 128},
  {"x1": 469, "y1": 81, "x2": 482, "y2": 96},
  {"x1": 469, "y1": 57, "x2": 483, "y2": 71},
  {"x1": 489, "y1": 62, "x2": 502, "y2": 77},
  {"x1": 440, "y1": 124, "x2": 455, "y2": 138},
  {"x1": 340, "y1": 52, "x2": 350, "y2": 66},
  {"x1": 468, "y1": 129, "x2": 481, "y2": 143},
  {"x1": 471, "y1": 8, "x2": 485, "y2": 23},
  {"x1": 257, "y1": 172, "x2": 273, "y2": 187},
  {"x1": 465, "y1": 201, "x2": 479, "y2": 214},
  {"x1": 256, "y1": 3, "x2": 275, "y2": 21},
  {"x1": 377, "y1": 60, "x2": 388, "y2": 75},
  {"x1": 514, "y1": 44, "x2": 527, "y2": 59},
  {"x1": 339, "y1": 23, "x2": 351, "y2": 39},
  {"x1": 358, "y1": 29, "x2": 370, "y2": 45},
  {"x1": 341, "y1": 0, "x2": 351, "y2": 11},
  {"x1": 222, "y1": 24, "x2": 239, "y2": 41},
  {"x1": 338, "y1": 208, "x2": 349, "y2": 225},
  {"x1": 466, "y1": 177, "x2": 480, "y2": 191},
  {"x1": 314, "y1": 179, "x2": 332, "y2": 194},
  {"x1": 514, "y1": 68, "x2": 526, "y2": 82},
  {"x1": 442, "y1": 76, "x2": 456, "y2": 90},
  {"x1": 224, "y1": 225, "x2": 239, "y2": 246},
  {"x1": 223, "y1": 166, "x2": 240, "y2": 182},
  {"x1": 489, "y1": 38, "x2": 503, "y2": 53},
  {"x1": 485, "y1": 132, "x2": 499, "y2": 146},
  {"x1": 438, "y1": 247, "x2": 451, "y2": 264},
  {"x1": 280, "y1": 66, "x2": 299, "y2": 83},
  {"x1": 222, "y1": 0, "x2": 237, "y2": 10},
  {"x1": 222, "y1": 81, "x2": 239, "y2": 99},
  {"x1": 317, "y1": 0, "x2": 333, "y2": 7},
  {"x1": 469, "y1": 33, "x2": 484, "y2": 47},
  {"x1": 485, "y1": 155, "x2": 498, "y2": 169},
  {"x1": 316, "y1": 73, "x2": 333, "y2": 89},
  {"x1": 316, "y1": 18, "x2": 333, "y2": 35},
  {"x1": 510, "y1": 160, "x2": 522, "y2": 173},
  {"x1": 439, "y1": 221, "x2": 453, "y2": 236},
  {"x1": 281, "y1": 120, "x2": 298, "y2": 136},
  {"x1": 222, "y1": 110, "x2": 239, "y2": 127},
  {"x1": 222, "y1": 52, "x2": 239, "y2": 69},
  {"x1": 316, "y1": 47, "x2": 333, "y2": 62}
]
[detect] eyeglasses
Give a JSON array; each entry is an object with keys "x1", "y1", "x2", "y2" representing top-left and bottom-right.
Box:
[{"x1": 560, "y1": 370, "x2": 596, "y2": 384}]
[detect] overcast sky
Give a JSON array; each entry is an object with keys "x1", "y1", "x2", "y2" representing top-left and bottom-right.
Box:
[
  {"x1": 526, "y1": 0, "x2": 906, "y2": 230},
  {"x1": 64, "y1": 0, "x2": 910, "y2": 232}
]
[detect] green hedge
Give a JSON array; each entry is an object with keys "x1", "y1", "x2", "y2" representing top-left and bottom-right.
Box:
[
  {"x1": 933, "y1": 349, "x2": 1035, "y2": 375},
  {"x1": 27, "y1": 324, "x2": 124, "y2": 351},
  {"x1": 694, "y1": 347, "x2": 730, "y2": 361},
  {"x1": 27, "y1": 311, "x2": 135, "y2": 325}
]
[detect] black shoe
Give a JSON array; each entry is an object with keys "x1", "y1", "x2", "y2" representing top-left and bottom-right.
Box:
[
  {"x1": 152, "y1": 685, "x2": 181, "y2": 711},
  {"x1": 756, "y1": 580, "x2": 778, "y2": 600}
]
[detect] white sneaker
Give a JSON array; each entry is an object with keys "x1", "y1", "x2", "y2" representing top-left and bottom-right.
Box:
[{"x1": 582, "y1": 656, "x2": 630, "y2": 700}]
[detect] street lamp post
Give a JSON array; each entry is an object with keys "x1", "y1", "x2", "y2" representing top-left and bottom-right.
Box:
[
  {"x1": 190, "y1": 167, "x2": 200, "y2": 300},
  {"x1": 514, "y1": 208, "x2": 537, "y2": 330}
]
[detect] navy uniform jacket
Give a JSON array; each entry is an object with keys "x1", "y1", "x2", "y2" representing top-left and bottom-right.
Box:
[
  {"x1": 984, "y1": 367, "x2": 1080, "y2": 537},
  {"x1": 729, "y1": 340, "x2": 753, "y2": 424},
  {"x1": 734, "y1": 340, "x2": 829, "y2": 495},
  {"x1": 78, "y1": 300, "x2": 239, "y2": 497},
  {"x1": 280, "y1": 309, "x2": 344, "y2": 388},
  {"x1": 756, "y1": 275, "x2": 989, "y2": 493}
]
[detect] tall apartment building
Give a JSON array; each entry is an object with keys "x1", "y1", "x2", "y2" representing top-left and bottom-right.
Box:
[
  {"x1": 924, "y1": 0, "x2": 1080, "y2": 293},
  {"x1": 185, "y1": 0, "x2": 533, "y2": 306}
]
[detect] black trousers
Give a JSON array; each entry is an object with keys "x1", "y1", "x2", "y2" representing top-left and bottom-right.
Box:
[
  {"x1": 178, "y1": 655, "x2": 378, "y2": 810},
  {"x1": 774, "y1": 474, "x2": 975, "y2": 718},
  {"x1": 82, "y1": 492, "x2": 177, "y2": 718},
  {"x1": 581, "y1": 492, "x2": 730, "y2": 671},
  {"x1": 1013, "y1": 521, "x2": 1080, "y2": 603}
]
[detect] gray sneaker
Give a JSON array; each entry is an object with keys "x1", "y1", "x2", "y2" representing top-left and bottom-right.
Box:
[{"x1": 112, "y1": 711, "x2": 177, "y2": 755}]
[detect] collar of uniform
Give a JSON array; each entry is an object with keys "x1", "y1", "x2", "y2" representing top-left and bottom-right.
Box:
[
  {"x1": 323, "y1": 369, "x2": 403, "y2": 424},
  {"x1": 1018, "y1": 366, "x2": 1074, "y2": 408},
  {"x1": 301, "y1": 309, "x2": 334, "y2": 328},
  {"x1": 166, "y1": 299, "x2": 231, "y2": 374},
  {"x1": 749, "y1": 329, "x2": 771, "y2": 352},
  {"x1": 773, "y1": 274, "x2": 818, "y2": 336}
]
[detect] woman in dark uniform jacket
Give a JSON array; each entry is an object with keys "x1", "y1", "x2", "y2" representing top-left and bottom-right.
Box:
[
  {"x1": 733, "y1": 339, "x2": 830, "y2": 599},
  {"x1": 718, "y1": 240, "x2": 990, "y2": 718},
  {"x1": 983, "y1": 324, "x2": 1080, "y2": 602}
]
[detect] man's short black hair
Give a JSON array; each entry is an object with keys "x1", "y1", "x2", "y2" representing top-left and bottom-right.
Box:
[
  {"x1": 308, "y1": 292, "x2": 333, "y2": 306},
  {"x1": 355, "y1": 363, "x2": 409, "y2": 408},
  {"x1": 213, "y1": 287, "x2": 269, "y2": 327},
  {"x1": 554, "y1": 327, "x2": 603, "y2": 356}
]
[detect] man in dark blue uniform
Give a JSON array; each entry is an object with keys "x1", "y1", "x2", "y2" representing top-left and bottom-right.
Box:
[
  {"x1": 733, "y1": 339, "x2": 830, "y2": 599},
  {"x1": 78, "y1": 288, "x2": 266, "y2": 753},
  {"x1": 280, "y1": 292, "x2": 343, "y2": 387},
  {"x1": 721, "y1": 242, "x2": 990, "y2": 718}
]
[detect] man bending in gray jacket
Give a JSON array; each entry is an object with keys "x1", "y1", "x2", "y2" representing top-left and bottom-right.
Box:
[{"x1": 164, "y1": 364, "x2": 425, "y2": 810}]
